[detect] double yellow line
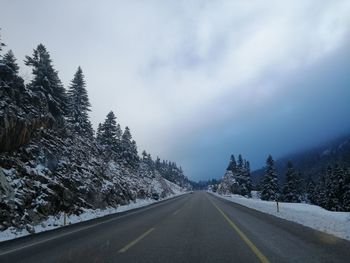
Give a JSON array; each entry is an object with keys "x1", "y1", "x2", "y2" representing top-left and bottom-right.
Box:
[{"x1": 210, "y1": 199, "x2": 270, "y2": 263}]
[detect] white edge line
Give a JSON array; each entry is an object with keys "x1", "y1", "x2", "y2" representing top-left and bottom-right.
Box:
[{"x1": 0, "y1": 194, "x2": 187, "y2": 256}]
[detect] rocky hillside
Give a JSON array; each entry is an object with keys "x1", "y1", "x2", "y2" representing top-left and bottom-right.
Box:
[{"x1": 0, "y1": 35, "x2": 190, "y2": 233}]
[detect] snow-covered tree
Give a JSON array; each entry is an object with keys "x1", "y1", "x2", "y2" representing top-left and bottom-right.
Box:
[
  {"x1": 218, "y1": 154, "x2": 252, "y2": 196},
  {"x1": 244, "y1": 160, "x2": 253, "y2": 196},
  {"x1": 326, "y1": 164, "x2": 344, "y2": 211},
  {"x1": 238, "y1": 154, "x2": 244, "y2": 169},
  {"x1": 260, "y1": 155, "x2": 279, "y2": 201},
  {"x1": 141, "y1": 150, "x2": 154, "y2": 170},
  {"x1": 2, "y1": 50, "x2": 19, "y2": 74},
  {"x1": 281, "y1": 161, "x2": 301, "y2": 203},
  {"x1": 0, "y1": 49, "x2": 23, "y2": 85},
  {"x1": 67, "y1": 67, "x2": 93, "y2": 138},
  {"x1": 98, "y1": 111, "x2": 121, "y2": 156},
  {"x1": 0, "y1": 29, "x2": 5, "y2": 52},
  {"x1": 307, "y1": 164, "x2": 350, "y2": 211},
  {"x1": 25, "y1": 44, "x2": 67, "y2": 117},
  {"x1": 226, "y1": 155, "x2": 237, "y2": 171},
  {"x1": 120, "y1": 126, "x2": 139, "y2": 167},
  {"x1": 343, "y1": 168, "x2": 350, "y2": 211},
  {"x1": 96, "y1": 123, "x2": 103, "y2": 143},
  {"x1": 313, "y1": 173, "x2": 328, "y2": 208}
]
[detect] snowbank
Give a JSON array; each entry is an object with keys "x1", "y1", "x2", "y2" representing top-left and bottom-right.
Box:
[
  {"x1": 0, "y1": 191, "x2": 187, "y2": 243},
  {"x1": 210, "y1": 191, "x2": 350, "y2": 241}
]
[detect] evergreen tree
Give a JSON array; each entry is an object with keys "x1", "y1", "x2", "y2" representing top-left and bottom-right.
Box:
[
  {"x1": 226, "y1": 155, "x2": 237, "y2": 171},
  {"x1": 221, "y1": 154, "x2": 252, "y2": 196},
  {"x1": 155, "y1": 157, "x2": 161, "y2": 170},
  {"x1": 116, "y1": 123, "x2": 122, "y2": 140},
  {"x1": 244, "y1": 161, "x2": 253, "y2": 196},
  {"x1": 24, "y1": 44, "x2": 67, "y2": 117},
  {"x1": 122, "y1": 126, "x2": 131, "y2": 142},
  {"x1": 0, "y1": 49, "x2": 23, "y2": 85},
  {"x1": 260, "y1": 155, "x2": 279, "y2": 201},
  {"x1": 120, "y1": 127, "x2": 139, "y2": 167},
  {"x1": 67, "y1": 67, "x2": 93, "y2": 138},
  {"x1": 96, "y1": 123, "x2": 103, "y2": 143},
  {"x1": 343, "y1": 168, "x2": 350, "y2": 211},
  {"x1": 0, "y1": 29, "x2": 5, "y2": 52},
  {"x1": 313, "y1": 173, "x2": 328, "y2": 208},
  {"x1": 142, "y1": 150, "x2": 153, "y2": 167},
  {"x1": 98, "y1": 111, "x2": 121, "y2": 156},
  {"x1": 2, "y1": 50, "x2": 19, "y2": 74},
  {"x1": 238, "y1": 154, "x2": 244, "y2": 169},
  {"x1": 326, "y1": 164, "x2": 344, "y2": 211},
  {"x1": 281, "y1": 161, "x2": 301, "y2": 203},
  {"x1": 306, "y1": 177, "x2": 316, "y2": 203}
]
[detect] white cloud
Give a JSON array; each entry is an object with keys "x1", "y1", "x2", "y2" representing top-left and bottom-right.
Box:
[{"x1": 1, "y1": 0, "x2": 350, "y2": 164}]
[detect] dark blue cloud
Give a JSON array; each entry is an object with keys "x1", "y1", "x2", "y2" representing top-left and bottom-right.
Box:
[{"x1": 171, "y1": 42, "x2": 350, "y2": 181}]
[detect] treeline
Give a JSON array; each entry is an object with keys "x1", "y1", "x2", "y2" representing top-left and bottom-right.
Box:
[
  {"x1": 257, "y1": 155, "x2": 350, "y2": 211},
  {"x1": 215, "y1": 151, "x2": 350, "y2": 211},
  {"x1": 0, "y1": 33, "x2": 186, "y2": 185},
  {"x1": 216, "y1": 154, "x2": 252, "y2": 197}
]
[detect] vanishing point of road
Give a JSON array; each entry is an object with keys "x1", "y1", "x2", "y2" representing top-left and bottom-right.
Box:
[{"x1": 0, "y1": 191, "x2": 349, "y2": 263}]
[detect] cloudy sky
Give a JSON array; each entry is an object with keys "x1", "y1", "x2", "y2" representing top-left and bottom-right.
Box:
[{"x1": 1, "y1": 0, "x2": 350, "y2": 181}]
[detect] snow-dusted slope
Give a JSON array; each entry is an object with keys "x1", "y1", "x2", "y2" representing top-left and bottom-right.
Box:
[
  {"x1": 0, "y1": 189, "x2": 188, "y2": 242},
  {"x1": 210, "y1": 191, "x2": 350, "y2": 241},
  {"x1": 0, "y1": 40, "x2": 192, "y2": 242}
]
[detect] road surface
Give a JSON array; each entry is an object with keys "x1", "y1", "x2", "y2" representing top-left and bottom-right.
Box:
[{"x1": 0, "y1": 191, "x2": 349, "y2": 262}]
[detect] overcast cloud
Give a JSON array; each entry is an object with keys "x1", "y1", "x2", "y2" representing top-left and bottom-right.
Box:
[{"x1": 1, "y1": 0, "x2": 350, "y2": 180}]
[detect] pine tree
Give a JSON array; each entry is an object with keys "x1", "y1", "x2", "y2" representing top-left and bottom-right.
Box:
[
  {"x1": 155, "y1": 157, "x2": 161, "y2": 170},
  {"x1": 343, "y1": 168, "x2": 350, "y2": 211},
  {"x1": 2, "y1": 50, "x2": 19, "y2": 74},
  {"x1": 221, "y1": 154, "x2": 252, "y2": 196},
  {"x1": 281, "y1": 161, "x2": 300, "y2": 203},
  {"x1": 226, "y1": 155, "x2": 237, "y2": 171},
  {"x1": 116, "y1": 123, "x2": 122, "y2": 140},
  {"x1": 326, "y1": 164, "x2": 344, "y2": 211},
  {"x1": 120, "y1": 126, "x2": 139, "y2": 167},
  {"x1": 306, "y1": 177, "x2": 316, "y2": 203},
  {"x1": 260, "y1": 155, "x2": 279, "y2": 201},
  {"x1": 67, "y1": 67, "x2": 93, "y2": 138},
  {"x1": 0, "y1": 49, "x2": 23, "y2": 85},
  {"x1": 98, "y1": 111, "x2": 121, "y2": 156},
  {"x1": 314, "y1": 172, "x2": 328, "y2": 208},
  {"x1": 0, "y1": 29, "x2": 5, "y2": 52},
  {"x1": 244, "y1": 161, "x2": 253, "y2": 196},
  {"x1": 24, "y1": 44, "x2": 67, "y2": 117},
  {"x1": 238, "y1": 154, "x2": 244, "y2": 169},
  {"x1": 96, "y1": 123, "x2": 103, "y2": 143}
]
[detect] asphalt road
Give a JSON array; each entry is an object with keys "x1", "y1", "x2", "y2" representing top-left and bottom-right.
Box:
[{"x1": 0, "y1": 191, "x2": 349, "y2": 263}]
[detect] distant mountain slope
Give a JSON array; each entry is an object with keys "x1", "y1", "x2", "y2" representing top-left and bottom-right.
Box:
[{"x1": 251, "y1": 134, "x2": 350, "y2": 184}]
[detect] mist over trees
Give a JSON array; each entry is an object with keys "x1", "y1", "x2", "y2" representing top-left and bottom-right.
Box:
[{"x1": 214, "y1": 149, "x2": 350, "y2": 211}]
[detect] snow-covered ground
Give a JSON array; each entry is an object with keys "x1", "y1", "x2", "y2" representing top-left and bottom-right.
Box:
[
  {"x1": 210, "y1": 191, "x2": 350, "y2": 241},
  {"x1": 0, "y1": 190, "x2": 187, "y2": 243}
]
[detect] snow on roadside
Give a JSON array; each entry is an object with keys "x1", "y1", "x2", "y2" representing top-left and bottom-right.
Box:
[
  {"x1": 0, "y1": 191, "x2": 187, "y2": 243},
  {"x1": 210, "y1": 191, "x2": 350, "y2": 241}
]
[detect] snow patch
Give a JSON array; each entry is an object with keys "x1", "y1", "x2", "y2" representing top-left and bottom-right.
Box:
[
  {"x1": 210, "y1": 191, "x2": 350, "y2": 241},
  {"x1": 0, "y1": 192, "x2": 188, "y2": 243}
]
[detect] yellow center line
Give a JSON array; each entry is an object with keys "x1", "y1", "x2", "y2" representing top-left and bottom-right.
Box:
[
  {"x1": 118, "y1": 227, "x2": 155, "y2": 253},
  {"x1": 209, "y1": 198, "x2": 270, "y2": 263},
  {"x1": 173, "y1": 209, "x2": 181, "y2": 215}
]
